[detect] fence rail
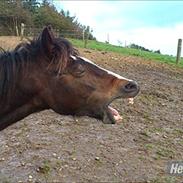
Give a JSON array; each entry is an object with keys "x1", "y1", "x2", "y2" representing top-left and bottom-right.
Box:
[
  {"x1": 23, "y1": 27, "x2": 81, "y2": 37},
  {"x1": 21, "y1": 27, "x2": 91, "y2": 48}
]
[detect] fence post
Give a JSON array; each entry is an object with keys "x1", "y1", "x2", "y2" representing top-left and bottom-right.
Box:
[
  {"x1": 84, "y1": 30, "x2": 87, "y2": 48},
  {"x1": 15, "y1": 17, "x2": 19, "y2": 36},
  {"x1": 55, "y1": 29, "x2": 59, "y2": 37},
  {"x1": 176, "y1": 38, "x2": 182, "y2": 64},
  {"x1": 83, "y1": 29, "x2": 87, "y2": 48},
  {"x1": 20, "y1": 23, "x2": 25, "y2": 40},
  {"x1": 84, "y1": 26, "x2": 90, "y2": 48},
  {"x1": 82, "y1": 29, "x2": 85, "y2": 42}
]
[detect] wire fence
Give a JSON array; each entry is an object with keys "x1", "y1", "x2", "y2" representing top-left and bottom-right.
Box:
[
  {"x1": 23, "y1": 27, "x2": 90, "y2": 48},
  {"x1": 21, "y1": 27, "x2": 83, "y2": 39},
  {"x1": 0, "y1": 25, "x2": 92, "y2": 48}
]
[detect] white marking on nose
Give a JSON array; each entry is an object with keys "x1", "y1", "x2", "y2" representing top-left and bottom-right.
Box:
[{"x1": 78, "y1": 56, "x2": 131, "y2": 81}]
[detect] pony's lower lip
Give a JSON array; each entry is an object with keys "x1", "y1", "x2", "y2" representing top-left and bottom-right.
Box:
[
  {"x1": 103, "y1": 97, "x2": 134, "y2": 124},
  {"x1": 103, "y1": 105, "x2": 122, "y2": 124},
  {"x1": 108, "y1": 106, "x2": 122, "y2": 121},
  {"x1": 103, "y1": 107, "x2": 116, "y2": 124}
]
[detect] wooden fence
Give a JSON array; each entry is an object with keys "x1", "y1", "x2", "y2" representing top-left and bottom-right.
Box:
[
  {"x1": 176, "y1": 39, "x2": 182, "y2": 64},
  {"x1": 19, "y1": 26, "x2": 91, "y2": 48}
]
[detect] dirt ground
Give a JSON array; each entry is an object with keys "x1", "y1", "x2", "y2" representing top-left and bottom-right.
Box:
[{"x1": 0, "y1": 37, "x2": 183, "y2": 183}]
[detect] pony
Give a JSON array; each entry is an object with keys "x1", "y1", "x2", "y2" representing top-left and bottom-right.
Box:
[{"x1": 0, "y1": 26, "x2": 139, "y2": 130}]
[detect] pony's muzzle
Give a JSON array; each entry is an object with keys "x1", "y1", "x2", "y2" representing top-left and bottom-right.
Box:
[
  {"x1": 122, "y1": 80, "x2": 140, "y2": 96},
  {"x1": 124, "y1": 81, "x2": 138, "y2": 92}
]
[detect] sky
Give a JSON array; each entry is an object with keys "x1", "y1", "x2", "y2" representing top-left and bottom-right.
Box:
[{"x1": 53, "y1": 1, "x2": 183, "y2": 56}]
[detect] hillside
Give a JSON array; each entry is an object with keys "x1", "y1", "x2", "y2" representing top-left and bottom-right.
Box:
[{"x1": 70, "y1": 38, "x2": 183, "y2": 68}]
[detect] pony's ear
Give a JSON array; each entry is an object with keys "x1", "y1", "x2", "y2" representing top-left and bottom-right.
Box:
[{"x1": 40, "y1": 26, "x2": 55, "y2": 56}]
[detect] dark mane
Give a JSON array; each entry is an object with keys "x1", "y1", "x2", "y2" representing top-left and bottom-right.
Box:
[{"x1": 0, "y1": 35, "x2": 78, "y2": 104}]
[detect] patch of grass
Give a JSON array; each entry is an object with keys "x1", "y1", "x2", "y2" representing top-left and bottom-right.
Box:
[
  {"x1": 150, "y1": 127, "x2": 164, "y2": 134},
  {"x1": 54, "y1": 160, "x2": 62, "y2": 170},
  {"x1": 69, "y1": 38, "x2": 183, "y2": 68},
  {"x1": 140, "y1": 131, "x2": 150, "y2": 137},
  {"x1": 38, "y1": 160, "x2": 51, "y2": 174},
  {"x1": 143, "y1": 112, "x2": 152, "y2": 123},
  {"x1": 145, "y1": 143, "x2": 154, "y2": 150},
  {"x1": 139, "y1": 94, "x2": 160, "y2": 106},
  {"x1": 0, "y1": 174, "x2": 11, "y2": 183},
  {"x1": 94, "y1": 157, "x2": 103, "y2": 167},
  {"x1": 151, "y1": 176, "x2": 177, "y2": 183},
  {"x1": 138, "y1": 155, "x2": 145, "y2": 161},
  {"x1": 138, "y1": 130, "x2": 151, "y2": 142},
  {"x1": 156, "y1": 147, "x2": 174, "y2": 159},
  {"x1": 173, "y1": 128, "x2": 183, "y2": 136}
]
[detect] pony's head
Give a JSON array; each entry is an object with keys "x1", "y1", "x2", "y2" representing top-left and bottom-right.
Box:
[{"x1": 33, "y1": 26, "x2": 140, "y2": 123}]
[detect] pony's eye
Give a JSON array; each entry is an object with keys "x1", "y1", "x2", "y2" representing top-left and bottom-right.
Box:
[{"x1": 70, "y1": 63, "x2": 85, "y2": 77}]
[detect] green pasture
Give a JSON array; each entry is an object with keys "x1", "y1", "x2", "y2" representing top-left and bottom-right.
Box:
[{"x1": 69, "y1": 38, "x2": 183, "y2": 68}]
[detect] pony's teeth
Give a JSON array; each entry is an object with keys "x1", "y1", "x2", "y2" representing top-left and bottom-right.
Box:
[{"x1": 128, "y1": 98, "x2": 134, "y2": 105}]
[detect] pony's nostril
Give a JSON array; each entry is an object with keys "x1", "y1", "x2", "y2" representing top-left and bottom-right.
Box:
[{"x1": 124, "y1": 81, "x2": 138, "y2": 92}]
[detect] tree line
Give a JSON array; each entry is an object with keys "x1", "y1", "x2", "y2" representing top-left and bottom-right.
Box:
[
  {"x1": 0, "y1": 0, "x2": 95, "y2": 40},
  {"x1": 129, "y1": 43, "x2": 161, "y2": 54}
]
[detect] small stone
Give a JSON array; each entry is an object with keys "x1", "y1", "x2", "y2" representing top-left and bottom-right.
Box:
[
  {"x1": 28, "y1": 175, "x2": 32, "y2": 179},
  {"x1": 72, "y1": 157, "x2": 76, "y2": 161},
  {"x1": 95, "y1": 157, "x2": 100, "y2": 161},
  {"x1": 21, "y1": 162, "x2": 25, "y2": 166},
  {"x1": 0, "y1": 158, "x2": 5, "y2": 161},
  {"x1": 53, "y1": 153, "x2": 57, "y2": 157}
]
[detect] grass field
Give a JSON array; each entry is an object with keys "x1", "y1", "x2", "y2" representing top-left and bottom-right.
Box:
[
  {"x1": 0, "y1": 36, "x2": 183, "y2": 68},
  {"x1": 69, "y1": 38, "x2": 183, "y2": 68}
]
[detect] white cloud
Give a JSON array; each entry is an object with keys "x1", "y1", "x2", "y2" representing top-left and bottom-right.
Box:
[
  {"x1": 54, "y1": 1, "x2": 183, "y2": 56},
  {"x1": 102, "y1": 24, "x2": 183, "y2": 56}
]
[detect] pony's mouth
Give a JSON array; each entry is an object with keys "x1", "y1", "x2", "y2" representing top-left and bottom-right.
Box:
[{"x1": 103, "y1": 98, "x2": 134, "y2": 124}]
